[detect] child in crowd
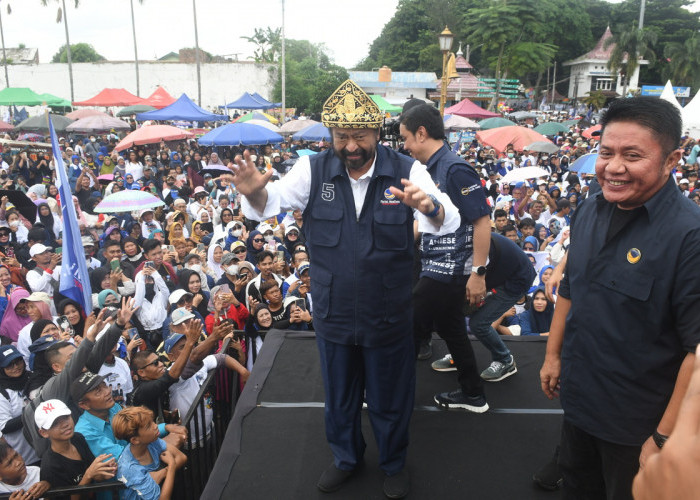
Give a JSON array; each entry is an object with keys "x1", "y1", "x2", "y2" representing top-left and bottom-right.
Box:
[
  {"x1": 35, "y1": 398, "x2": 117, "y2": 493},
  {"x1": 113, "y1": 406, "x2": 186, "y2": 500},
  {"x1": 0, "y1": 438, "x2": 49, "y2": 497}
]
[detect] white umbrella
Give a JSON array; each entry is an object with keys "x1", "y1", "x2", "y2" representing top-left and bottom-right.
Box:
[
  {"x1": 443, "y1": 114, "x2": 480, "y2": 130},
  {"x1": 523, "y1": 141, "x2": 559, "y2": 154},
  {"x1": 245, "y1": 119, "x2": 280, "y2": 132},
  {"x1": 279, "y1": 119, "x2": 318, "y2": 134},
  {"x1": 500, "y1": 166, "x2": 551, "y2": 184}
]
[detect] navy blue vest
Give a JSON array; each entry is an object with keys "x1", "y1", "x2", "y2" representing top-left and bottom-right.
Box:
[{"x1": 304, "y1": 145, "x2": 415, "y2": 347}]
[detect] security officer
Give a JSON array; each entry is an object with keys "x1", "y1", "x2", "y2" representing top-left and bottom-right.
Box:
[
  {"x1": 232, "y1": 80, "x2": 458, "y2": 499},
  {"x1": 399, "y1": 103, "x2": 492, "y2": 410}
]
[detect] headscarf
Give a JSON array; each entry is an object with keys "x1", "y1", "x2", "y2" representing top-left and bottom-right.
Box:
[
  {"x1": 72, "y1": 196, "x2": 88, "y2": 228},
  {"x1": 207, "y1": 152, "x2": 225, "y2": 166},
  {"x1": 245, "y1": 229, "x2": 263, "y2": 264},
  {"x1": 0, "y1": 349, "x2": 28, "y2": 393},
  {"x1": 179, "y1": 269, "x2": 209, "y2": 318},
  {"x1": 170, "y1": 152, "x2": 183, "y2": 168},
  {"x1": 90, "y1": 266, "x2": 111, "y2": 293},
  {"x1": 0, "y1": 287, "x2": 31, "y2": 342},
  {"x1": 97, "y1": 289, "x2": 120, "y2": 308},
  {"x1": 36, "y1": 202, "x2": 57, "y2": 240},
  {"x1": 524, "y1": 288, "x2": 555, "y2": 334},
  {"x1": 57, "y1": 298, "x2": 86, "y2": 338},
  {"x1": 27, "y1": 184, "x2": 47, "y2": 199},
  {"x1": 207, "y1": 243, "x2": 224, "y2": 279},
  {"x1": 190, "y1": 221, "x2": 204, "y2": 243},
  {"x1": 30, "y1": 319, "x2": 55, "y2": 343},
  {"x1": 523, "y1": 236, "x2": 539, "y2": 251}
]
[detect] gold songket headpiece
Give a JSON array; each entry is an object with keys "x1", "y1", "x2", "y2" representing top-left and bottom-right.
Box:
[{"x1": 321, "y1": 80, "x2": 383, "y2": 129}]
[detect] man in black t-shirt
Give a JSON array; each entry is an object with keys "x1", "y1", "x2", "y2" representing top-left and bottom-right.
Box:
[{"x1": 35, "y1": 398, "x2": 116, "y2": 496}]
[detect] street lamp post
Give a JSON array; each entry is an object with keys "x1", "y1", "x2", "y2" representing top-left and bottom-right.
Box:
[{"x1": 438, "y1": 26, "x2": 454, "y2": 116}]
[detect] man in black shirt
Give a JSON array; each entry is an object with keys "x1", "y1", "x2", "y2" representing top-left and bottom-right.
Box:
[{"x1": 540, "y1": 97, "x2": 700, "y2": 499}]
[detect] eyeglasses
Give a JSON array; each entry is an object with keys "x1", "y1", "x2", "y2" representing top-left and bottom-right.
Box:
[
  {"x1": 140, "y1": 358, "x2": 162, "y2": 370},
  {"x1": 253, "y1": 238, "x2": 264, "y2": 243},
  {"x1": 233, "y1": 248, "x2": 246, "y2": 254}
]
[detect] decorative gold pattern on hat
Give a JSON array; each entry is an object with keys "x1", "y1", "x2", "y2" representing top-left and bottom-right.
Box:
[{"x1": 321, "y1": 80, "x2": 383, "y2": 129}]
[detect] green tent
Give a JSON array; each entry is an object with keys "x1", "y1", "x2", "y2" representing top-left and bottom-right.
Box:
[
  {"x1": 534, "y1": 122, "x2": 569, "y2": 136},
  {"x1": 0, "y1": 87, "x2": 45, "y2": 106},
  {"x1": 478, "y1": 117, "x2": 515, "y2": 130},
  {"x1": 38, "y1": 93, "x2": 71, "y2": 107},
  {"x1": 370, "y1": 95, "x2": 402, "y2": 114}
]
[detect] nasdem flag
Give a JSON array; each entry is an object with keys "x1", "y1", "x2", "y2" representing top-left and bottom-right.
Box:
[{"x1": 49, "y1": 115, "x2": 92, "y2": 313}]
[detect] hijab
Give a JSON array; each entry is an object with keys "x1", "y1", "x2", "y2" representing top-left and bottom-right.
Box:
[
  {"x1": 90, "y1": 266, "x2": 111, "y2": 293},
  {"x1": 58, "y1": 298, "x2": 86, "y2": 338},
  {"x1": 525, "y1": 288, "x2": 555, "y2": 334},
  {"x1": 179, "y1": 269, "x2": 209, "y2": 318},
  {"x1": 207, "y1": 243, "x2": 224, "y2": 279},
  {"x1": 0, "y1": 353, "x2": 28, "y2": 393},
  {"x1": 245, "y1": 229, "x2": 263, "y2": 264},
  {"x1": 0, "y1": 288, "x2": 31, "y2": 342},
  {"x1": 207, "y1": 152, "x2": 225, "y2": 166}
]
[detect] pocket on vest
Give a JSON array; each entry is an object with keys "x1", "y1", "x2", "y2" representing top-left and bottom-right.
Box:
[
  {"x1": 311, "y1": 268, "x2": 332, "y2": 319},
  {"x1": 374, "y1": 209, "x2": 408, "y2": 251},
  {"x1": 310, "y1": 206, "x2": 343, "y2": 247}
]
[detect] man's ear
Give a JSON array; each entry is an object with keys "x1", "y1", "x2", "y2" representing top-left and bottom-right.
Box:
[
  {"x1": 38, "y1": 428, "x2": 50, "y2": 439},
  {"x1": 77, "y1": 399, "x2": 89, "y2": 412}
]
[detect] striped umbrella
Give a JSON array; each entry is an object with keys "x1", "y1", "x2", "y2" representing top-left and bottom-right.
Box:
[{"x1": 94, "y1": 190, "x2": 165, "y2": 213}]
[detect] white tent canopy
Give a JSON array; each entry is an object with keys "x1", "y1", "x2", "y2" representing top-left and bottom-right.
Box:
[{"x1": 683, "y1": 90, "x2": 700, "y2": 139}]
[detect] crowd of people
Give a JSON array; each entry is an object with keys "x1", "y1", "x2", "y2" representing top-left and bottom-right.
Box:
[{"x1": 0, "y1": 87, "x2": 696, "y2": 499}]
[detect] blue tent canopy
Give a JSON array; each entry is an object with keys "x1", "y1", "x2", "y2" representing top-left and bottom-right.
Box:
[
  {"x1": 135, "y1": 94, "x2": 227, "y2": 122},
  {"x1": 251, "y1": 92, "x2": 281, "y2": 107},
  {"x1": 198, "y1": 123, "x2": 283, "y2": 146},
  {"x1": 223, "y1": 92, "x2": 278, "y2": 110}
]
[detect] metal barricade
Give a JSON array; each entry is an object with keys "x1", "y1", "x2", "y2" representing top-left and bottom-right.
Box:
[{"x1": 0, "y1": 480, "x2": 124, "y2": 499}]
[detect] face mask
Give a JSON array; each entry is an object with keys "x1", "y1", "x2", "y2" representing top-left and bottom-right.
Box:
[
  {"x1": 207, "y1": 181, "x2": 214, "y2": 188},
  {"x1": 188, "y1": 264, "x2": 202, "y2": 273},
  {"x1": 264, "y1": 234, "x2": 275, "y2": 243},
  {"x1": 486, "y1": 160, "x2": 493, "y2": 164},
  {"x1": 507, "y1": 153, "x2": 514, "y2": 159},
  {"x1": 90, "y1": 138, "x2": 96, "y2": 143},
  {"x1": 232, "y1": 229, "x2": 242, "y2": 238},
  {"x1": 9, "y1": 221, "x2": 19, "y2": 228},
  {"x1": 226, "y1": 265, "x2": 239, "y2": 275}
]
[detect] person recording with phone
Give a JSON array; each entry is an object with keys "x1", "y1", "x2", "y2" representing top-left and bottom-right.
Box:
[{"x1": 133, "y1": 261, "x2": 169, "y2": 349}]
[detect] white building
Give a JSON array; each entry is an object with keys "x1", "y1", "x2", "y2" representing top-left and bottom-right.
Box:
[
  {"x1": 563, "y1": 26, "x2": 648, "y2": 99},
  {"x1": 348, "y1": 68, "x2": 437, "y2": 105}
]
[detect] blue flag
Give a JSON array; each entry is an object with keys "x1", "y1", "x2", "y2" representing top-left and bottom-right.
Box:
[
  {"x1": 451, "y1": 131, "x2": 463, "y2": 153},
  {"x1": 49, "y1": 115, "x2": 93, "y2": 313}
]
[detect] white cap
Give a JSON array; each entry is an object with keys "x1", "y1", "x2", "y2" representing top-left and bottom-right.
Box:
[
  {"x1": 34, "y1": 399, "x2": 72, "y2": 430},
  {"x1": 30, "y1": 244, "x2": 52, "y2": 258},
  {"x1": 168, "y1": 289, "x2": 193, "y2": 305},
  {"x1": 257, "y1": 223, "x2": 273, "y2": 234},
  {"x1": 139, "y1": 208, "x2": 154, "y2": 217},
  {"x1": 170, "y1": 307, "x2": 195, "y2": 325},
  {"x1": 680, "y1": 178, "x2": 690, "y2": 185}
]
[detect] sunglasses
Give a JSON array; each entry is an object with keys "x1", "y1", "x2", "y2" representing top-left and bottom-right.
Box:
[
  {"x1": 233, "y1": 248, "x2": 246, "y2": 254},
  {"x1": 140, "y1": 358, "x2": 162, "y2": 370},
  {"x1": 253, "y1": 238, "x2": 264, "y2": 243}
]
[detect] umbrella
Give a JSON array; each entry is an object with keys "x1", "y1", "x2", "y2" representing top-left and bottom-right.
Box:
[
  {"x1": 117, "y1": 105, "x2": 157, "y2": 117},
  {"x1": 523, "y1": 141, "x2": 560, "y2": 154},
  {"x1": 293, "y1": 122, "x2": 331, "y2": 142},
  {"x1": 534, "y1": 122, "x2": 569, "y2": 136},
  {"x1": 235, "y1": 111, "x2": 279, "y2": 124},
  {"x1": 66, "y1": 115, "x2": 131, "y2": 133},
  {"x1": 443, "y1": 114, "x2": 480, "y2": 130},
  {"x1": 582, "y1": 124, "x2": 601, "y2": 139},
  {"x1": 17, "y1": 133, "x2": 44, "y2": 142},
  {"x1": 97, "y1": 174, "x2": 114, "y2": 185},
  {"x1": 66, "y1": 109, "x2": 107, "y2": 120},
  {"x1": 561, "y1": 119, "x2": 580, "y2": 127},
  {"x1": 279, "y1": 119, "x2": 318, "y2": 134},
  {"x1": 245, "y1": 119, "x2": 280, "y2": 132},
  {"x1": 476, "y1": 126, "x2": 551, "y2": 154},
  {"x1": 94, "y1": 190, "x2": 165, "y2": 213},
  {"x1": 478, "y1": 117, "x2": 514, "y2": 130},
  {"x1": 197, "y1": 123, "x2": 283, "y2": 146},
  {"x1": 296, "y1": 149, "x2": 318, "y2": 157},
  {"x1": 201, "y1": 164, "x2": 233, "y2": 176},
  {"x1": 500, "y1": 166, "x2": 551, "y2": 185},
  {"x1": 0, "y1": 121, "x2": 12, "y2": 132},
  {"x1": 0, "y1": 190, "x2": 36, "y2": 221},
  {"x1": 569, "y1": 153, "x2": 598, "y2": 175},
  {"x1": 115, "y1": 125, "x2": 194, "y2": 152},
  {"x1": 510, "y1": 111, "x2": 538, "y2": 120},
  {"x1": 16, "y1": 114, "x2": 73, "y2": 132}
]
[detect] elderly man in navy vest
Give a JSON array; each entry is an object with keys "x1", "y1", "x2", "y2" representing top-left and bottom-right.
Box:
[{"x1": 232, "y1": 80, "x2": 459, "y2": 499}]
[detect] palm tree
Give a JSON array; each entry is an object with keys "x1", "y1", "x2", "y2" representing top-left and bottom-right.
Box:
[
  {"x1": 604, "y1": 24, "x2": 657, "y2": 97},
  {"x1": 129, "y1": 0, "x2": 142, "y2": 96},
  {"x1": 41, "y1": 0, "x2": 79, "y2": 102},
  {"x1": 582, "y1": 90, "x2": 607, "y2": 111},
  {"x1": 664, "y1": 35, "x2": 700, "y2": 90}
]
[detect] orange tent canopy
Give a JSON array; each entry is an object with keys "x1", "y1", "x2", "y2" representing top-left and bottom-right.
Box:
[
  {"x1": 73, "y1": 88, "x2": 145, "y2": 107},
  {"x1": 143, "y1": 87, "x2": 176, "y2": 109}
]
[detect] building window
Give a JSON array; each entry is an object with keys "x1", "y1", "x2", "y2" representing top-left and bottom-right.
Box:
[{"x1": 595, "y1": 78, "x2": 613, "y2": 91}]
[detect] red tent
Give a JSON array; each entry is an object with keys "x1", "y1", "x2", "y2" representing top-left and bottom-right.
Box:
[
  {"x1": 445, "y1": 98, "x2": 501, "y2": 120},
  {"x1": 143, "y1": 86, "x2": 176, "y2": 109},
  {"x1": 73, "y1": 88, "x2": 145, "y2": 107}
]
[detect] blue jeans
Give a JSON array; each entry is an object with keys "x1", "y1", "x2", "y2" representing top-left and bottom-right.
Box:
[{"x1": 467, "y1": 285, "x2": 522, "y2": 364}]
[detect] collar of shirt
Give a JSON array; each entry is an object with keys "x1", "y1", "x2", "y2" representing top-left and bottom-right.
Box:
[
  {"x1": 346, "y1": 154, "x2": 377, "y2": 219},
  {"x1": 80, "y1": 402, "x2": 121, "y2": 432}
]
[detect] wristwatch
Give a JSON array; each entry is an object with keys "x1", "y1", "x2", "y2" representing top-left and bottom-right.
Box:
[
  {"x1": 425, "y1": 194, "x2": 442, "y2": 218},
  {"x1": 471, "y1": 265, "x2": 487, "y2": 276}
]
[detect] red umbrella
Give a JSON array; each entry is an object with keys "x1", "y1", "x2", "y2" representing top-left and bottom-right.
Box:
[
  {"x1": 582, "y1": 124, "x2": 601, "y2": 139},
  {"x1": 114, "y1": 124, "x2": 193, "y2": 152},
  {"x1": 0, "y1": 121, "x2": 13, "y2": 131},
  {"x1": 66, "y1": 109, "x2": 108, "y2": 120},
  {"x1": 475, "y1": 126, "x2": 551, "y2": 154}
]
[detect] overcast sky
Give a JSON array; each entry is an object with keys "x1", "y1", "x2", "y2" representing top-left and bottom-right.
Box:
[{"x1": 1, "y1": 0, "x2": 400, "y2": 68}]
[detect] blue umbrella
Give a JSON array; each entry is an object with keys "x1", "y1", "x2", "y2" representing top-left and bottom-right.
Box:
[
  {"x1": 569, "y1": 153, "x2": 597, "y2": 175},
  {"x1": 296, "y1": 149, "x2": 317, "y2": 157},
  {"x1": 292, "y1": 122, "x2": 331, "y2": 142},
  {"x1": 198, "y1": 123, "x2": 283, "y2": 146}
]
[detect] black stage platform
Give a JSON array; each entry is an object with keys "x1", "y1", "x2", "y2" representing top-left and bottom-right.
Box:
[{"x1": 203, "y1": 331, "x2": 563, "y2": 499}]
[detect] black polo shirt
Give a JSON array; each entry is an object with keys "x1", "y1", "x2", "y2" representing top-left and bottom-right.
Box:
[{"x1": 559, "y1": 176, "x2": 700, "y2": 446}]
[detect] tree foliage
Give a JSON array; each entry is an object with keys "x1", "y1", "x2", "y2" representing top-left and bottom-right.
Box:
[
  {"x1": 604, "y1": 25, "x2": 657, "y2": 95},
  {"x1": 582, "y1": 90, "x2": 607, "y2": 110},
  {"x1": 241, "y1": 27, "x2": 281, "y2": 63},
  {"x1": 664, "y1": 35, "x2": 700, "y2": 90},
  {"x1": 52, "y1": 43, "x2": 105, "y2": 63}
]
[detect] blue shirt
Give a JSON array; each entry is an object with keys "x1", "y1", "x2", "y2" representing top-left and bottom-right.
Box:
[
  {"x1": 117, "y1": 438, "x2": 167, "y2": 500},
  {"x1": 75, "y1": 403, "x2": 167, "y2": 459}
]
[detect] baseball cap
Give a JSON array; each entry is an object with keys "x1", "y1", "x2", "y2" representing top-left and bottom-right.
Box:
[
  {"x1": 168, "y1": 289, "x2": 193, "y2": 305},
  {"x1": 170, "y1": 307, "x2": 195, "y2": 326},
  {"x1": 257, "y1": 223, "x2": 273, "y2": 234},
  {"x1": 0, "y1": 345, "x2": 22, "y2": 368},
  {"x1": 81, "y1": 236, "x2": 95, "y2": 247},
  {"x1": 221, "y1": 253, "x2": 238, "y2": 266},
  {"x1": 230, "y1": 241, "x2": 246, "y2": 252},
  {"x1": 680, "y1": 178, "x2": 690, "y2": 185},
  {"x1": 139, "y1": 208, "x2": 154, "y2": 217},
  {"x1": 193, "y1": 186, "x2": 206, "y2": 195},
  {"x1": 164, "y1": 333, "x2": 185, "y2": 354},
  {"x1": 28, "y1": 335, "x2": 57, "y2": 354},
  {"x1": 34, "y1": 399, "x2": 72, "y2": 430},
  {"x1": 29, "y1": 244, "x2": 52, "y2": 257},
  {"x1": 183, "y1": 253, "x2": 201, "y2": 264},
  {"x1": 285, "y1": 225, "x2": 299, "y2": 236},
  {"x1": 298, "y1": 261, "x2": 310, "y2": 275},
  {"x1": 70, "y1": 371, "x2": 106, "y2": 403}
]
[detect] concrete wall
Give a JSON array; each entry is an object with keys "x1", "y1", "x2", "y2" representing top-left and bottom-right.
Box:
[{"x1": 6, "y1": 61, "x2": 277, "y2": 111}]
